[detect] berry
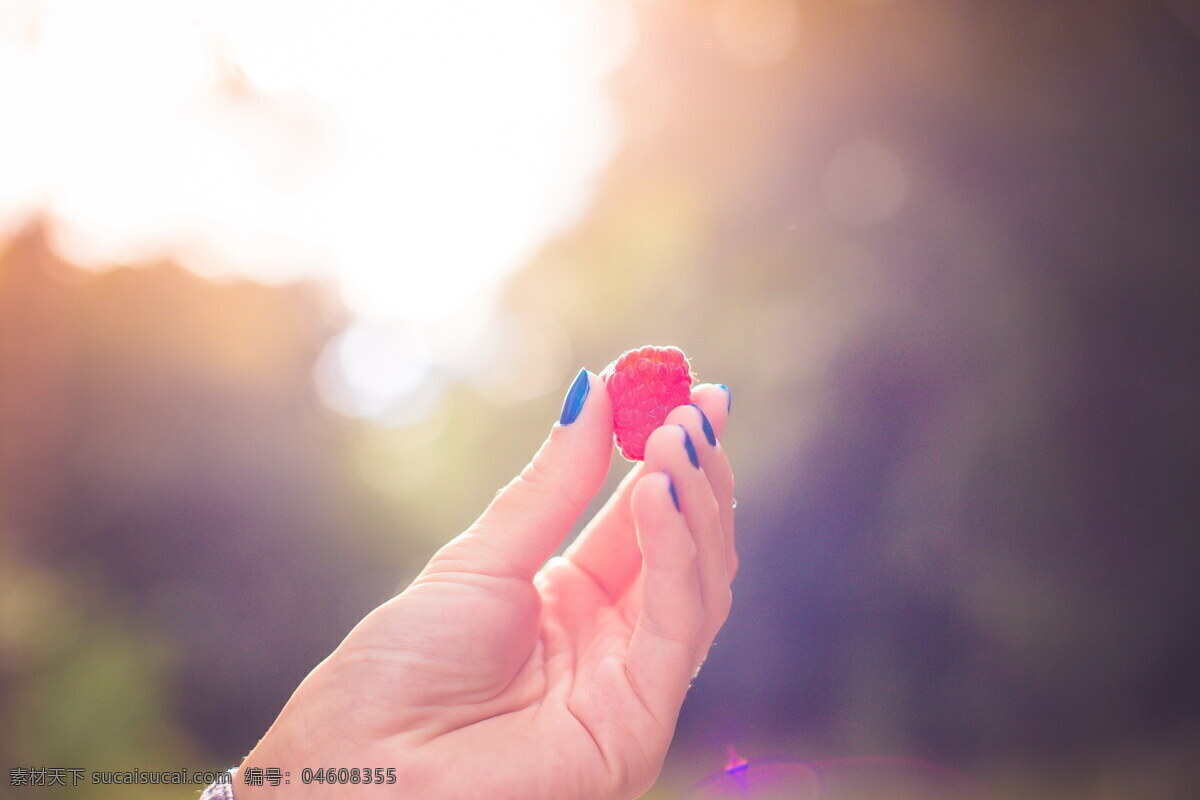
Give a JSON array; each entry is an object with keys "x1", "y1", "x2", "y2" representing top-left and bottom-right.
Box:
[{"x1": 601, "y1": 345, "x2": 695, "y2": 460}]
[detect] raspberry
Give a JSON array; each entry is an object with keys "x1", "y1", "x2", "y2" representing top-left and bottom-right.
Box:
[{"x1": 601, "y1": 345, "x2": 695, "y2": 460}]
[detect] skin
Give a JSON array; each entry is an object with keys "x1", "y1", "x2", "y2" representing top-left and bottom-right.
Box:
[{"x1": 237, "y1": 376, "x2": 736, "y2": 800}]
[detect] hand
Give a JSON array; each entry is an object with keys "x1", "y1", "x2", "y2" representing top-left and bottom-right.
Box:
[{"x1": 237, "y1": 373, "x2": 736, "y2": 800}]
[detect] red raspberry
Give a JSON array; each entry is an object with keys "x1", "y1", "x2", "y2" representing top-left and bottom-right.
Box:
[{"x1": 601, "y1": 345, "x2": 695, "y2": 461}]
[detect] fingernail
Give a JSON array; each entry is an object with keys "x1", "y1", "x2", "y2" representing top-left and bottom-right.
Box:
[
  {"x1": 559, "y1": 369, "x2": 590, "y2": 425},
  {"x1": 679, "y1": 425, "x2": 699, "y2": 468},
  {"x1": 668, "y1": 477, "x2": 680, "y2": 511},
  {"x1": 691, "y1": 404, "x2": 716, "y2": 446},
  {"x1": 717, "y1": 384, "x2": 732, "y2": 413}
]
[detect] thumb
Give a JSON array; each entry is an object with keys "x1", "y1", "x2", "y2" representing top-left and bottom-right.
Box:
[{"x1": 431, "y1": 369, "x2": 614, "y2": 581}]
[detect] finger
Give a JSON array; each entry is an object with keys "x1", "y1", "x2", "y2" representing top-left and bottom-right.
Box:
[
  {"x1": 644, "y1": 422, "x2": 730, "y2": 653},
  {"x1": 690, "y1": 383, "x2": 732, "y2": 441},
  {"x1": 675, "y1": 401, "x2": 737, "y2": 581},
  {"x1": 565, "y1": 382, "x2": 734, "y2": 598},
  {"x1": 429, "y1": 369, "x2": 613, "y2": 582},
  {"x1": 625, "y1": 471, "x2": 703, "y2": 726}
]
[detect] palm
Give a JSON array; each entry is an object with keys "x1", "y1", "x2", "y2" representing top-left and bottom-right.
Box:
[{"x1": 334, "y1": 518, "x2": 659, "y2": 799}]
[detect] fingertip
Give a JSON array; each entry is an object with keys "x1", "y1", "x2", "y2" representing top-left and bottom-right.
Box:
[
  {"x1": 690, "y1": 404, "x2": 716, "y2": 447},
  {"x1": 546, "y1": 371, "x2": 615, "y2": 475},
  {"x1": 587, "y1": 370, "x2": 614, "y2": 432},
  {"x1": 674, "y1": 425, "x2": 697, "y2": 468},
  {"x1": 632, "y1": 470, "x2": 675, "y2": 517},
  {"x1": 643, "y1": 420, "x2": 689, "y2": 474},
  {"x1": 689, "y1": 384, "x2": 730, "y2": 439},
  {"x1": 544, "y1": 370, "x2": 615, "y2": 489},
  {"x1": 557, "y1": 369, "x2": 612, "y2": 432}
]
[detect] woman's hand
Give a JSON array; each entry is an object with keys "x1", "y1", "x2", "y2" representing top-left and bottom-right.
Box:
[{"x1": 237, "y1": 372, "x2": 736, "y2": 800}]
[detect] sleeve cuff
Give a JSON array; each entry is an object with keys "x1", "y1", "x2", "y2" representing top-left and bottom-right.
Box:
[{"x1": 200, "y1": 767, "x2": 238, "y2": 800}]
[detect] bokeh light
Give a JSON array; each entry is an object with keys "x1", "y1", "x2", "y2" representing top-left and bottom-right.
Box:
[
  {"x1": 0, "y1": 0, "x2": 633, "y2": 420},
  {"x1": 821, "y1": 141, "x2": 908, "y2": 227},
  {"x1": 711, "y1": 0, "x2": 801, "y2": 69},
  {"x1": 690, "y1": 759, "x2": 819, "y2": 800},
  {"x1": 688, "y1": 754, "x2": 982, "y2": 800}
]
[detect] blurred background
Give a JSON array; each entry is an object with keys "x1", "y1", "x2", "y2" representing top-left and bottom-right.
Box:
[{"x1": 2, "y1": 0, "x2": 1198, "y2": 797}]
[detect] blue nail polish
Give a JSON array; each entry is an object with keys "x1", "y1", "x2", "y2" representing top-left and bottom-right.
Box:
[
  {"x1": 691, "y1": 404, "x2": 716, "y2": 446},
  {"x1": 559, "y1": 369, "x2": 590, "y2": 425},
  {"x1": 679, "y1": 425, "x2": 700, "y2": 468},
  {"x1": 717, "y1": 384, "x2": 731, "y2": 413},
  {"x1": 668, "y1": 477, "x2": 680, "y2": 511}
]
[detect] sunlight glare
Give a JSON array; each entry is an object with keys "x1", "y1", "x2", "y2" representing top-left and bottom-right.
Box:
[{"x1": 0, "y1": 0, "x2": 633, "y2": 421}]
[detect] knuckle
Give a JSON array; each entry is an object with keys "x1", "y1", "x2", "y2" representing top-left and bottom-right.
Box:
[
  {"x1": 519, "y1": 454, "x2": 556, "y2": 490},
  {"x1": 518, "y1": 455, "x2": 590, "y2": 510},
  {"x1": 642, "y1": 610, "x2": 703, "y2": 647},
  {"x1": 643, "y1": 426, "x2": 673, "y2": 457}
]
